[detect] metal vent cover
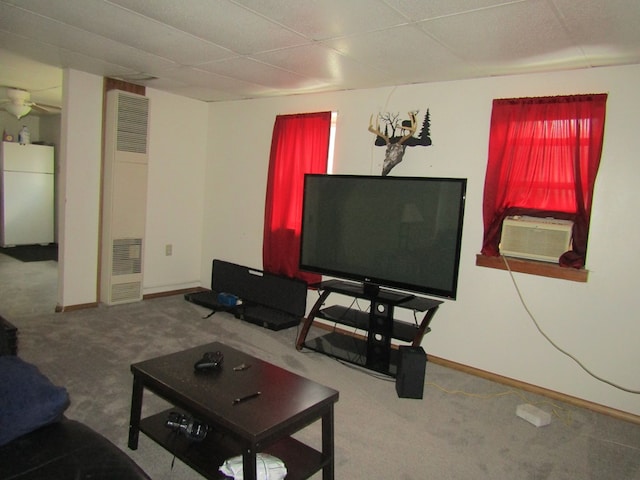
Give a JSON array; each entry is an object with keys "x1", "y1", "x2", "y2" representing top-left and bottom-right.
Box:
[
  {"x1": 112, "y1": 238, "x2": 142, "y2": 275},
  {"x1": 111, "y1": 282, "x2": 142, "y2": 303},
  {"x1": 116, "y1": 94, "x2": 149, "y2": 154}
]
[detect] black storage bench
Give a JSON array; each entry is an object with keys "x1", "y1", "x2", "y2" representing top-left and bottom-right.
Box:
[{"x1": 185, "y1": 259, "x2": 308, "y2": 331}]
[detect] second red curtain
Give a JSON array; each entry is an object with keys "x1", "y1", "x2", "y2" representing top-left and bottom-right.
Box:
[{"x1": 481, "y1": 94, "x2": 607, "y2": 267}]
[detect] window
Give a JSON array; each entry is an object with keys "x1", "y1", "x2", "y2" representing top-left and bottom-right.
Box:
[
  {"x1": 480, "y1": 94, "x2": 607, "y2": 274},
  {"x1": 263, "y1": 111, "x2": 335, "y2": 283}
]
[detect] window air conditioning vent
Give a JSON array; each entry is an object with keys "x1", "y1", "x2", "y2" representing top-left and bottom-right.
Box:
[{"x1": 499, "y1": 216, "x2": 573, "y2": 263}]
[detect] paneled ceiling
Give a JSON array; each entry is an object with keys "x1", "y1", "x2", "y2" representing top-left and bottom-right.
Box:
[{"x1": 1, "y1": 0, "x2": 639, "y2": 110}]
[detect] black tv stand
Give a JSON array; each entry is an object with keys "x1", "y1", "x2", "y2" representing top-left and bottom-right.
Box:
[
  {"x1": 362, "y1": 281, "x2": 380, "y2": 298},
  {"x1": 296, "y1": 280, "x2": 442, "y2": 376},
  {"x1": 361, "y1": 281, "x2": 415, "y2": 303}
]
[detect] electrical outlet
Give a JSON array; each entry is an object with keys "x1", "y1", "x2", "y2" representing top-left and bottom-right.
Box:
[{"x1": 165, "y1": 244, "x2": 172, "y2": 256}]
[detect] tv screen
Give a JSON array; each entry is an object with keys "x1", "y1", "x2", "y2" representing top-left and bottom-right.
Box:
[{"x1": 299, "y1": 174, "x2": 466, "y2": 300}]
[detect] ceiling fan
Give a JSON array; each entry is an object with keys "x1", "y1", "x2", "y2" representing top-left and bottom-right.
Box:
[{"x1": 0, "y1": 87, "x2": 61, "y2": 119}]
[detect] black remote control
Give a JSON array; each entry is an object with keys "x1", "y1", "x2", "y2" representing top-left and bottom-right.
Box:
[{"x1": 194, "y1": 351, "x2": 224, "y2": 371}]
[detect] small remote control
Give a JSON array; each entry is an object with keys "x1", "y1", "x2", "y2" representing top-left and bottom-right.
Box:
[{"x1": 194, "y1": 351, "x2": 224, "y2": 371}]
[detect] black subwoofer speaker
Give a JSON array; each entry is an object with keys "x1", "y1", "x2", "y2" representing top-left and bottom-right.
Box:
[{"x1": 395, "y1": 346, "x2": 427, "y2": 399}]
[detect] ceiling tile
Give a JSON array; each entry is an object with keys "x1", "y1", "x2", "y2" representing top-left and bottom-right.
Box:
[
  {"x1": 234, "y1": 0, "x2": 408, "y2": 40},
  {"x1": 198, "y1": 56, "x2": 312, "y2": 91},
  {"x1": 3, "y1": 0, "x2": 235, "y2": 66},
  {"x1": 0, "y1": 4, "x2": 178, "y2": 74},
  {"x1": 383, "y1": 0, "x2": 526, "y2": 21},
  {"x1": 1, "y1": 0, "x2": 639, "y2": 104},
  {"x1": 419, "y1": 1, "x2": 578, "y2": 64},
  {"x1": 554, "y1": 0, "x2": 640, "y2": 65},
  {"x1": 324, "y1": 25, "x2": 474, "y2": 84},
  {"x1": 154, "y1": 65, "x2": 275, "y2": 98},
  {"x1": 108, "y1": 0, "x2": 310, "y2": 55},
  {"x1": 149, "y1": 84, "x2": 250, "y2": 102},
  {"x1": 251, "y1": 44, "x2": 392, "y2": 90}
]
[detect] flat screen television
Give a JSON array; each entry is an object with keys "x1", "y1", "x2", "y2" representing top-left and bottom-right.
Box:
[{"x1": 299, "y1": 174, "x2": 467, "y2": 300}]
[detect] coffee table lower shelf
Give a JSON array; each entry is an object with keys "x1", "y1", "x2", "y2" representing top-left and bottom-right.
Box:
[{"x1": 140, "y1": 409, "x2": 327, "y2": 480}]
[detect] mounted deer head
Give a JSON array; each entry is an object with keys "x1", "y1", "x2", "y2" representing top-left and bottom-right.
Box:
[
  {"x1": 369, "y1": 110, "x2": 432, "y2": 176},
  {"x1": 369, "y1": 112, "x2": 417, "y2": 175}
]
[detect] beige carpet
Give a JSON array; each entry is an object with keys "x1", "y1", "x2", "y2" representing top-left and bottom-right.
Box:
[{"x1": 5, "y1": 290, "x2": 639, "y2": 480}]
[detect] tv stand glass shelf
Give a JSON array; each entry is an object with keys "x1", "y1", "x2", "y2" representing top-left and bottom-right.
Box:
[{"x1": 296, "y1": 280, "x2": 442, "y2": 376}]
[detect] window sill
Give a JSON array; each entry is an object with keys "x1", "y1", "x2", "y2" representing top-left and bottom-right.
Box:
[{"x1": 475, "y1": 254, "x2": 588, "y2": 282}]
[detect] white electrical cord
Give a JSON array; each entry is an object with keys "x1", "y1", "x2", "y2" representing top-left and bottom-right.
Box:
[{"x1": 501, "y1": 255, "x2": 640, "y2": 394}]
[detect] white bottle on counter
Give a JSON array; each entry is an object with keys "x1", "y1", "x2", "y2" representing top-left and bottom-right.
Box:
[{"x1": 18, "y1": 125, "x2": 31, "y2": 145}]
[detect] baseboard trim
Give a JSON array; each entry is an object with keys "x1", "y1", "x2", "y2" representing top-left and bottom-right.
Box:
[
  {"x1": 143, "y1": 287, "x2": 204, "y2": 300},
  {"x1": 54, "y1": 288, "x2": 204, "y2": 312},
  {"x1": 311, "y1": 321, "x2": 640, "y2": 425},
  {"x1": 426, "y1": 355, "x2": 640, "y2": 426},
  {"x1": 55, "y1": 302, "x2": 99, "y2": 312}
]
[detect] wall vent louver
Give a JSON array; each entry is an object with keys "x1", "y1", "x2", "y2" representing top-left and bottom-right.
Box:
[
  {"x1": 112, "y1": 238, "x2": 142, "y2": 275},
  {"x1": 499, "y1": 216, "x2": 573, "y2": 263},
  {"x1": 100, "y1": 90, "x2": 149, "y2": 305},
  {"x1": 116, "y1": 94, "x2": 149, "y2": 154},
  {"x1": 111, "y1": 282, "x2": 142, "y2": 303}
]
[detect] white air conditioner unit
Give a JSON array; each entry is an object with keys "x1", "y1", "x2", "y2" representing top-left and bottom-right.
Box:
[
  {"x1": 100, "y1": 90, "x2": 150, "y2": 305},
  {"x1": 499, "y1": 216, "x2": 573, "y2": 263}
]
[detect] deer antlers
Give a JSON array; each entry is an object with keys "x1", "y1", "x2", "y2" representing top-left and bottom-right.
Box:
[
  {"x1": 369, "y1": 112, "x2": 417, "y2": 145},
  {"x1": 368, "y1": 114, "x2": 390, "y2": 143},
  {"x1": 369, "y1": 110, "x2": 431, "y2": 175}
]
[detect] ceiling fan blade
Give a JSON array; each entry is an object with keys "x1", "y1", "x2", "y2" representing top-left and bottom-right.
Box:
[{"x1": 30, "y1": 103, "x2": 62, "y2": 114}]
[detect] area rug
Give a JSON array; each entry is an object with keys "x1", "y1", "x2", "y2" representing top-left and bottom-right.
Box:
[{"x1": 0, "y1": 244, "x2": 58, "y2": 262}]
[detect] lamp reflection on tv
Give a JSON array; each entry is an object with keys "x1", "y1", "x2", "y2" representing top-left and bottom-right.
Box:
[{"x1": 399, "y1": 203, "x2": 424, "y2": 250}]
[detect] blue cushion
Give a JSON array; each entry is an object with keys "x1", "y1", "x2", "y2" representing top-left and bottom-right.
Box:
[{"x1": 0, "y1": 356, "x2": 70, "y2": 446}]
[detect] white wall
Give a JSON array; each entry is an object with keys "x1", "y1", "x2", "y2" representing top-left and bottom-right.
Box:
[
  {"x1": 142, "y1": 89, "x2": 208, "y2": 294},
  {"x1": 57, "y1": 69, "x2": 103, "y2": 308},
  {"x1": 56, "y1": 70, "x2": 208, "y2": 307},
  {"x1": 205, "y1": 64, "x2": 640, "y2": 416}
]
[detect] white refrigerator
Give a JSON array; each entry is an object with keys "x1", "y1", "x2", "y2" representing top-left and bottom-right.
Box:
[{"x1": 0, "y1": 141, "x2": 55, "y2": 247}]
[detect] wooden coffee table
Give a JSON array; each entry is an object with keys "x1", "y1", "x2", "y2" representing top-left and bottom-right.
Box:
[{"x1": 128, "y1": 342, "x2": 339, "y2": 480}]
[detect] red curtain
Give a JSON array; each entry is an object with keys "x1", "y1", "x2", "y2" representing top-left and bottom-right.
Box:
[
  {"x1": 481, "y1": 94, "x2": 607, "y2": 267},
  {"x1": 263, "y1": 112, "x2": 331, "y2": 283}
]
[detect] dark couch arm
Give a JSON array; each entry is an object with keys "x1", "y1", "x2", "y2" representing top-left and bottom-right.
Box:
[
  {"x1": 0, "y1": 315, "x2": 18, "y2": 356},
  {"x1": 0, "y1": 417, "x2": 151, "y2": 480}
]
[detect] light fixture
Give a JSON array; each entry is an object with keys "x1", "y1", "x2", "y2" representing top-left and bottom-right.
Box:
[
  {"x1": 6, "y1": 103, "x2": 32, "y2": 119},
  {"x1": 4, "y1": 88, "x2": 33, "y2": 119}
]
